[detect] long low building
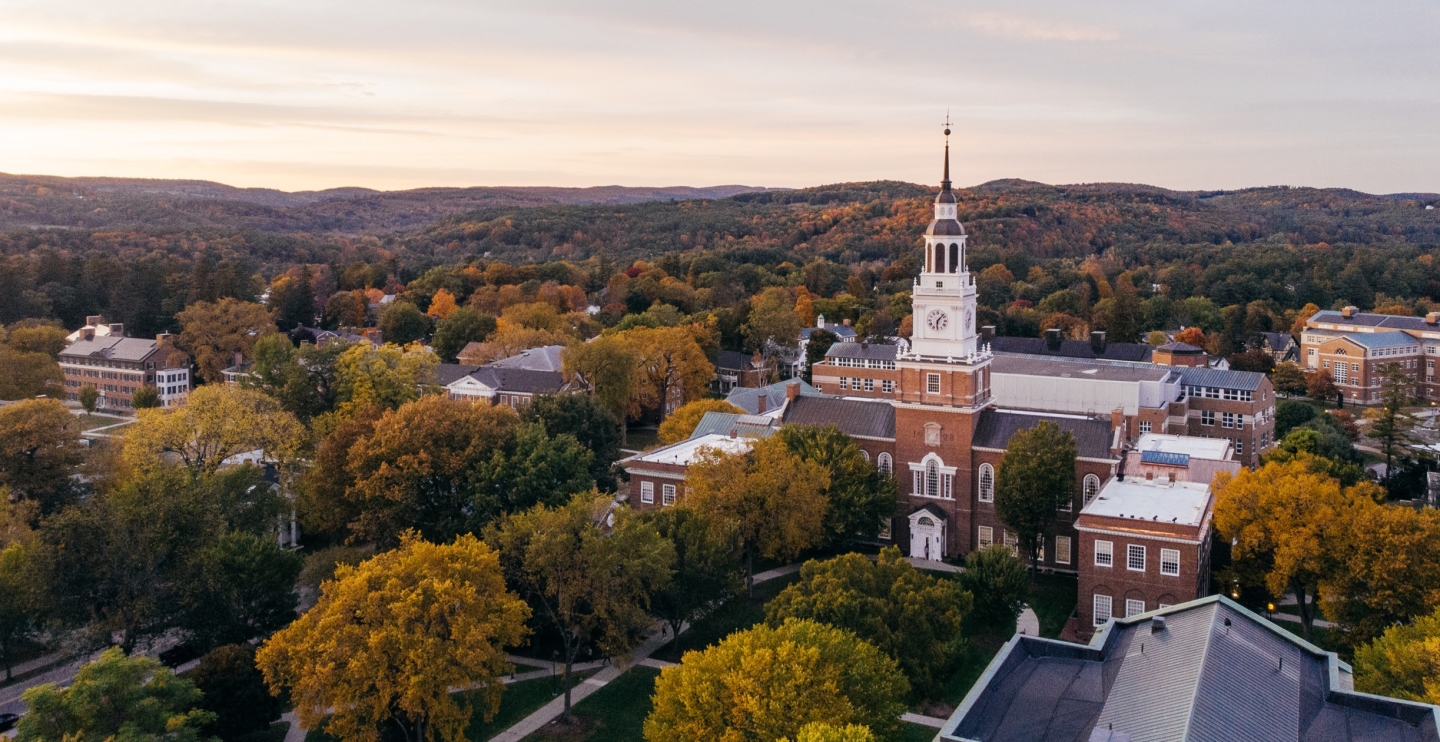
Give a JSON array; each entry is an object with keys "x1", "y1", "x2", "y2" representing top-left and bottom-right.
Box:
[{"x1": 59, "y1": 320, "x2": 191, "y2": 410}]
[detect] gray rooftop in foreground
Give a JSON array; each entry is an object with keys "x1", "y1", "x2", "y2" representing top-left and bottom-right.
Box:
[
  {"x1": 488, "y1": 344, "x2": 566, "y2": 372},
  {"x1": 725, "y1": 380, "x2": 821, "y2": 414},
  {"x1": 825, "y1": 342, "x2": 901, "y2": 361},
  {"x1": 60, "y1": 335, "x2": 162, "y2": 362},
  {"x1": 990, "y1": 354, "x2": 1176, "y2": 383},
  {"x1": 780, "y1": 394, "x2": 896, "y2": 439},
  {"x1": 973, "y1": 409, "x2": 1117, "y2": 459},
  {"x1": 942, "y1": 595, "x2": 1440, "y2": 742}
]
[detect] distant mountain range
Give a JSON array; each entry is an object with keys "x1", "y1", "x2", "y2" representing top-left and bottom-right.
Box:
[{"x1": 0, "y1": 173, "x2": 777, "y2": 232}]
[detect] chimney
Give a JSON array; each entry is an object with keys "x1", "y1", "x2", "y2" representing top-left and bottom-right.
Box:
[
  {"x1": 156, "y1": 333, "x2": 172, "y2": 346},
  {"x1": 234, "y1": 351, "x2": 244, "y2": 367},
  {"x1": 756, "y1": 392, "x2": 768, "y2": 414},
  {"x1": 82, "y1": 328, "x2": 95, "y2": 341},
  {"x1": 85, "y1": 315, "x2": 104, "y2": 327},
  {"x1": 1044, "y1": 328, "x2": 1062, "y2": 351},
  {"x1": 842, "y1": 318, "x2": 852, "y2": 327},
  {"x1": 980, "y1": 325, "x2": 996, "y2": 343},
  {"x1": 1090, "y1": 330, "x2": 1108, "y2": 354},
  {"x1": 108, "y1": 323, "x2": 124, "y2": 337},
  {"x1": 1427, "y1": 312, "x2": 1440, "y2": 325},
  {"x1": 729, "y1": 429, "x2": 737, "y2": 439},
  {"x1": 1341, "y1": 306, "x2": 1358, "y2": 319},
  {"x1": 786, "y1": 381, "x2": 801, "y2": 401}
]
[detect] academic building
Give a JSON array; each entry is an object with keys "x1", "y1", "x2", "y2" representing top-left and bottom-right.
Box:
[
  {"x1": 58, "y1": 317, "x2": 191, "y2": 411},
  {"x1": 1300, "y1": 307, "x2": 1440, "y2": 404}
]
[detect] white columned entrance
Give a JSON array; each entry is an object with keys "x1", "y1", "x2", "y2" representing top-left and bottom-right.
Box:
[{"x1": 908, "y1": 511, "x2": 947, "y2": 561}]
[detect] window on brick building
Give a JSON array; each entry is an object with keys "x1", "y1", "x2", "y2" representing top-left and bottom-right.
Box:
[
  {"x1": 877, "y1": 453, "x2": 892, "y2": 475},
  {"x1": 1139, "y1": 421, "x2": 1151, "y2": 434},
  {"x1": 640, "y1": 481, "x2": 654, "y2": 504},
  {"x1": 1236, "y1": 439, "x2": 1244, "y2": 455},
  {"x1": 1093, "y1": 594, "x2": 1112, "y2": 626},
  {"x1": 1126, "y1": 599, "x2": 1146, "y2": 617},
  {"x1": 1083, "y1": 475, "x2": 1101, "y2": 506},
  {"x1": 1055, "y1": 536, "x2": 1071, "y2": 565},
  {"x1": 1003, "y1": 530, "x2": 1018, "y2": 556},
  {"x1": 978, "y1": 464, "x2": 994, "y2": 502},
  {"x1": 1221, "y1": 412, "x2": 1236, "y2": 429},
  {"x1": 864, "y1": 378, "x2": 874, "y2": 392},
  {"x1": 1201, "y1": 410, "x2": 1215, "y2": 426},
  {"x1": 978, "y1": 526, "x2": 993, "y2": 547},
  {"x1": 1095, "y1": 540, "x2": 1113, "y2": 567},
  {"x1": 1161, "y1": 548, "x2": 1180, "y2": 576},
  {"x1": 839, "y1": 377, "x2": 849, "y2": 390},
  {"x1": 882, "y1": 380, "x2": 895, "y2": 393},
  {"x1": 662, "y1": 483, "x2": 676, "y2": 506},
  {"x1": 927, "y1": 373, "x2": 941, "y2": 394},
  {"x1": 1127, "y1": 544, "x2": 1146, "y2": 572}
]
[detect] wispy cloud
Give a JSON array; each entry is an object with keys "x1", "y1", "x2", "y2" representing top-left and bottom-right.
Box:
[{"x1": 963, "y1": 12, "x2": 1120, "y2": 43}]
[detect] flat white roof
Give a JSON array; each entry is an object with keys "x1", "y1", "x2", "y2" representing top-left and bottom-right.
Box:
[
  {"x1": 1082, "y1": 477, "x2": 1211, "y2": 527},
  {"x1": 632, "y1": 433, "x2": 752, "y2": 466},
  {"x1": 1135, "y1": 433, "x2": 1232, "y2": 461}
]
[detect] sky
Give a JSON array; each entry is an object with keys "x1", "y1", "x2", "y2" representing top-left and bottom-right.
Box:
[{"x1": 0, "y1": 1, "x2": 1436, "y2": 193}]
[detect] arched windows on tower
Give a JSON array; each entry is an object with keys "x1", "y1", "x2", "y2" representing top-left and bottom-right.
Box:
[
  {"x1": 934, "y1": 243, "x2": 946, "y2": 273},
  {"x1": 949, "y1": 243, "x2": 959, "y2": 273}
]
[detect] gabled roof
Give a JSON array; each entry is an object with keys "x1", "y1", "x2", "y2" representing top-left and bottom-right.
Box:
[
  {"x1": 1262, "y1": 332, "x2": 1296, "y2": 349},
  {"x1": 725, "y1": 380, "x2": 821, "y2": 414},
  {"x1": 800, "y1": 325, "x2": 858, "y2": 340},
  {"x1": 454, "y1": 367, "x2": 565, "y2": 394},
  {"x1": 990, "y1": 336, "x2": 1154, "y2": 362},
  {"x1": 1179, "y1": 367, "x2": 1267, "y2": 392},
  {"x1": 972, "y1": 409, "x2": 1116, "y2": 459},
  {"x1": 715, "y1": 350, "x2": 762, "y2": 372},
  {"x1": 622, "y1": 433, "x2": 753, "y2": 467},
  {"x1": 780, "y1": 395, "x2": 895, "y2": 439},
  {"x1": 60, "y1": 336, "x2": 162, "y2": 362},
  {"x1": 824, "y1": 342, "x2": 900, "y2": 361},
  {"x1": 1156, "y1": 341, "x2": 1205, "y2": 354},
  {"x1": 689, "y1": 412, "x2": 778, "y2": 440},
  {"x1": 435, "y1": 363, "x2": 481, "y2": 387},
  {"x1": 489, "y1": 345, "x2": 565, "y2": 372},
  {"x1": 942, "y1": 595, "x2": 1440, "y2": 742},
  {"x1": 1310, "y1": 309, "x2": 1438, "y2": 332}
]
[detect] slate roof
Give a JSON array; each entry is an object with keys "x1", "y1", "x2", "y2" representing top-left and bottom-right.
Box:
[
  {"x1": 926, "y1": 219, "x2": 967, "y2": 237},
  {"x1": 990, "y1": 355, "x2": 1175, "y2": 383},
  {"x1": 1311, "y1": 309, "x2": 1439, "y2": 332},
  {"x1": 942, "y1": 595, "x2": 1440, "y2": 742},
  {"x1": 972, "y1": 409, "x2": 1117, "y2": 459},
  {"x1": 689, "y1": 412, "x2": 778, "y2": 440},
  {"x1": 725, "y1": 380, "x2": 821, "y2": 414},
  {"x1": 715, "y1": 350, "x2": 761, "y2": 371},
  {"x1": 1156, "y1": 341, "x2": 1205, "y2": 354},
  {"x1": 1346, "y1": 331, "x2": 1421, "y2": 350},
  {"x1": 435, "y1": 363, "x2": 481, "y2": 387},
  {"x1": 825, "y1": 342, "x2": 900, "y2": 361},
  {"x1": 489, "y1": 345, "x2": 565, "y2": 372},
  {"x1": 60, "y1": 336, "x2": 162, "y2": 362},
  {"x1": 801, "y1": 324, "x2": 857, "y2": 341},
  {"x1": 466, "y1": 367, "x2": 565, "y2": 394},
  {"x1": 780, "y1": 395, "x2": 896, "y2": 439},
  {"x1": 1179, "y1": 367, "x2": 1267, "y2": 392},
  {"x1": 1263, "y1": 332, "x2": 1296, "y2": 349},
  {"x1": 990, "y1": 336, "x2": 1154, "y2": 362}
]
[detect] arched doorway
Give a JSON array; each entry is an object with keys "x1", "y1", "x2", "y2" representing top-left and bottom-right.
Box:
[{"x1": 908, "y1": 509, "x2": 947, "y2": 561}]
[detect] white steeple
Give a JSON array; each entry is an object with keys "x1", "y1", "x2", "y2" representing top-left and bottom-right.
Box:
[{"x1": 909, "y1": 123, "x2": 981, "y2": 359}]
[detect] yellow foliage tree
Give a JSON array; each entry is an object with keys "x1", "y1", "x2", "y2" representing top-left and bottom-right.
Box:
[
  {"x1": 782, "y1": 724, "x2": 877, "y2": 742},
  {"x1": 643, "y1": 618, "x2": 907, "y2": 742},
  {"x1": 458, "y1": 327, "x2": 572, "y2": 365},
  {"x1": 686, "y1": 436, "x2": 829, "y2": 592},
  {"x1": 1354, "y1": 605, "x2": 1440, "y2": 704},
  {"x1": 1320, "y1": 496, "x2": 1440, "y2": 646},
  {"x1": 426, "y1": 288, "x2": 459, "y2": 319},
  {"x1": 615, "y1": 325, "x2": 714, "y2": 422},
  {"x1": 176, "y1": 298, "x2": 277, "y2": 384},
  {"x1": 257, "y1": 532, "x2": 529, "y2": 742},
  {"x1": 334, "y1": 342, "x2": 438, "y2": 416},
  {"x1": 122, "y1": 385, "x2": 305, "y2": 475},
  {"x1": 795, "y1": 293, "x2": 817, "y2": 328},
  {"x1": 658, "y1": 399, "x2": 745, "y2": 444}
]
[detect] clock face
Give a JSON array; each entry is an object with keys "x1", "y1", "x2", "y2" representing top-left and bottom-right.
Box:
[{"x1": 926, "y1": 309, "x2": 949, "y2": 332}]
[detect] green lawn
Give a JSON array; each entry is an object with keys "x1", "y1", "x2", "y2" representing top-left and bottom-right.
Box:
[
  {"x1": 1029, "y1": 573, "x2": 1078, "y2": 638},
  {"x1": 77, "y1": 413, "x2": 129, "y2": 431},
  {"x1": 566, "y1": 666, "x2": 662, "y2": 741},
  {"x1": 902, "y1": 722, "x2": 942, "y2": 742}
]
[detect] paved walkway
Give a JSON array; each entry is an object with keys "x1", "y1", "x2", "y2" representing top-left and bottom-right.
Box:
[
  {"x1": 902, "y1": 712, "x2": 948, "y2": 729},
  {"x1": 1016, "y1": 605, "x2": 1040, "y2": 636}
]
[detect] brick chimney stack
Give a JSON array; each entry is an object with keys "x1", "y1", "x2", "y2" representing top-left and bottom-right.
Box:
[
  {"x1": 786, "y1": 381, "x2": 800, "y2": 401},
  {"x1": 756, "y1": 392, "x2": 768, "y2": 414}
]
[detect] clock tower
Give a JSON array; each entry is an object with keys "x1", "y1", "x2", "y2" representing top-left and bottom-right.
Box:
[{"x1": 909, "y1": 129, "x2": 981, "y2": 359}]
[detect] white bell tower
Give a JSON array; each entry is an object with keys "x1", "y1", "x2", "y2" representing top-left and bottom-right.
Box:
[{"x1": 910, "y1": 125, "x2": 980, "y2": 359}]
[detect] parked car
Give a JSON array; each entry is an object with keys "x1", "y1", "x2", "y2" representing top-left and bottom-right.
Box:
[{"x1": 0, "y1": 712, "x2": 20, "y2": 731}]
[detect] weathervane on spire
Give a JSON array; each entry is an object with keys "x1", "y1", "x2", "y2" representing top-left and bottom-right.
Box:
[{"x1": 941, "y1": 111, "x2": 952, "y2": 191}]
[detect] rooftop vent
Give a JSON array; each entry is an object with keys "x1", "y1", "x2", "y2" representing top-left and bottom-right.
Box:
[
  {"x1": 1045, "y1": 328, "x2": 1063, "y2": 351},
  {"x1": 1341, "y1": 306, "x2": 1359, "y2": 319},
  {"x1": 1427, "y1": 312, "x2": 1440, "y2": 325}
]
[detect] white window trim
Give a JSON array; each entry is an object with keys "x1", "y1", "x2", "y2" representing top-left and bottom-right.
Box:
[
  {"x1": 1160, "y1": 548, "x2": 1181, "y2": 577},
  {"x1": 1095, "y1": 540, "x2": 1113, "y2": 567},
  {"x1": 1093, "y1": 594, "x2": 1112, "y2": 626},
  {"x1": 662, "y1": 483, "x2": 677, "y2": 506},
  {"x1": 640, "y1": 481, "x2": 654, "y2": 504},
  {"x1": 978, "y1": 525, "x2": 993, "y2": 547},
  {"x1": 1127, "y1": 544, "x2": 1146, "y2": 572},
  {"x1": 1055, "y1": 535, "x2": 1072, "y2": 565},
  {"x1": 926, "y1": 373, "x2": 941, "y2": 394},
  {"x1": 978, "y1": 463, "x2": 995, "y2": 503},
  {"x1": 1125, "y1": 599, "x2": 1146, "y2": 618}
]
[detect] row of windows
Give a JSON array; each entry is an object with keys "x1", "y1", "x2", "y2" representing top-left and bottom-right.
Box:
[
  {"x1": 914, "y1": 464, "x2": 953, "y2": 499},
  {"x1": 829, "y1": 357, "x2": 897, "y2": 370},
  {"x1": 1092, "y1": 595, "x2": 1172, "y2": 626},
  {"x1": 638, "y1": 481, "x2": 677, "y2": 506},
  {"x1": 974, "y1": 465, "x2": 1100, "y2": 508},
  {"x1": 838, "y1": 377, "x2": 885, "y2": 393},
  {"x1": 1094, "y1": 541, "x2": 1181, "y2": 576},
  {"x1": 977, "y1": 527, "x2": 1073, "y2": 565},
  {"x1": 1198, "y1": 411, "x2": 1246, "y2": 428},
  {"x1": 1183, "y1": 386, "x2": 1253, "y2": 402}
]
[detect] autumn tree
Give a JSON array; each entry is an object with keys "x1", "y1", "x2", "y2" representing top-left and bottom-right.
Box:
[
  {"x1": 258, "y1": 533, "x2": 530, "y2": 742},
  {"x1": 0, "y1": 345, "x2": 63, "y2": 400},
  {"x1": 959, "y1": 545, "x2": 1031, "y2": 634},
  {"x1": 192, "y1": 644, "x2": 285, "y2": 742},
  {"x1": 0, "y1": 502, "x2": 43, "y2": 681},
  {"x1": 646, "y1": 507, "x2": 742, "y2": 650},
  {"x1": 658, "y1": 399, "x2": 745, "y2": 444},
  {"x1": 1364, "y1": 361, "x2": 1420, "y2": 491},
  {"x1": 298, "y1": 408, "x2": 380, "y2": 542},
  {"x1": 994, "y1": 421, "x2": 1077, "y2": 573},
  {"x1": 782, "y1": 724, "x2": 877, "y2": 742},
  {"x1": 1353, "y1": 605, "x2": 1440, "y2": 704},
  {"x1": 776, "y1": 425, "x2": 896, "y2": 546},
  {"x1": 562, "y1": 334, "x2": 638, "y2": 432},
  {"x1": 1271, "y1": 362, "x2": 1308, "y2": 396},
  {"x1": 16, "y1": 648, "x2": 214, "y2": 742},
  {"x1": 1306, "y1": 369, "x2": 1339, "y2": 402},
  {"x1": 324, "y1": 291, "x2": 368, "y2": 329},
  {"x1": 0, "y1": 398, "x2": 84, "y2": 513},
  {"x1": 1212, "y1": 458, "x2": 1379, "y2": 640},
  {"x1": 122, "y1": 385, "x2": 305, "y2": 476},
  {"x1": 643, "y1": 618, "x2": 908, "y2": 742},
  {"x1": 131, "y1": 385, "x2": 160, "y2": 409},
  {"x1": 687, "y1": 437, "x2": 829, "y2": 592},
  {"x1": 486, "y1": 493, "x2": 674, "y2": 716},
  {"x1": 176, "y1": 298, "x2": 277, "y2": 383},
  {"x1": 1319, "y1": 503, "x2": 1440, "y2": 647},
  {"x1": 345, "y1": 396, "x2": 518, "y2": 545},
  {"x1": 618, "y1": 325, "x2": 714, "y2": 421},
  {"x1": 426, "y1": 287, "x2": 459, "y2": 319},
  {"x1": 743, "y1": 287, "x2": 803, "y2": 372},
  {"x1": 430, "y1": 306, "x2": 496, "y2": 363},
  {"x1": 77, "y1": 384, "x2": 98, "y2": 414},
  {"x1": 333, "y1": 341, "x2": 438, "y2": 415},
  {"x1": 5, "y1": 323, "x2": 67, "y2": 358},
  {"x1": 766, "y1": 548, "x2": 971, "y2": 699},
  {"x1": 378, "y1": 301, "x2": 430, "y2": 345}
]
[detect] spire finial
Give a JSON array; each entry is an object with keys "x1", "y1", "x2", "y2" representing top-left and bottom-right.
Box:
[{"x1": 941, "y1": 112, "x2": 952, "y2": 192}]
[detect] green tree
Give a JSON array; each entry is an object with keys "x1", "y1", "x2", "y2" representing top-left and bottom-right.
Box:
[
  {"x1": 191, "y1": 645, "x2": 285, "y2": 742},
  {"x1": 486, "y1": 493, "x2": 674, "y2": 717},
  {"x1": 765, "y1": 548, "x2": 971, "y2": 699},
  {"x1": 323, "y1": 291, "x2": 367, "y2": 329},
  {"x1": 643, "y1": 618, "x2": 908, "y2": 742},
  {"x1": 378, "y1": 301, "x2": 430, "y2": 346},
  {"x1": 804, "y1": 329, "x2": 839, "y2": 384},
  {"x1": 258, "y1": 533, "x2": 530, "y2": 742},
  {"x1": 646, "y1": 507, "x2": 743, "y2": 651},
  {"x1": 522, "y1": 393, "x2": 622, "y2": 490},
  {"x1": 430, "y1": 306, "x2": 496, "y2": 363},
  {"x1": 994, "y1": 421, "x2": 1077, "y2": 573},
  {"x1": 0, "y1": 398, "x2": 84, "y2": 514},
  {"x1": 334, "y1": 342, "x2": 438, "y2": 415},
  {"x1": 17, "y1": 648, "x2": 215, "y2": 742},
  {"x1": 275, "y1": 265, "x2": 317, "y2": 331},
  {"x1": 1364, "y1": 362, "x2": 1420, "y2": 492},
  {"x1": 181, "y1": 531, "x2": 303, "y2": 650},
  {"x1": 1263, "y1": 428, "x2": 1365, "y2": 486},
  {"x1": 776, "y1": 425, "x2": 896, "y2": 546},
  {"x1": 0, "y1": 537, "x2": 42, "y2": 681},
  {"x1": 132, "y1": 385, "x2": 161, "y2": 409},
  {"x1": 1354, "y1": 604, "x2": 1440, "y2": 704},
  {"x1": 298, "y1": 409, "x2": 381, "y2": 543},
  {"x1": 742, "y1": 287, "x2": 803, "y2": 373},
  {"x1": 0, "y1": 346, "x2": 63, "y2": 400},
  {"x1": 958, "y1": 545, "x2": 1030, "y2": 634},
  {"x1": 1271, "y1": 362, "x2": 1308, "y2": 396},
  {"x1": 658, "y1": 398, "x2": 745, "y2": 445},
  {"x1": 471, "y1": 422, "x2": 594, "y2": 530},
  {"x1": 562, "y1": 335, "x2": 638, "y2": 437},
  {"x1": 78, "y1": 384, "x2": 98, "y2": 414}
]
